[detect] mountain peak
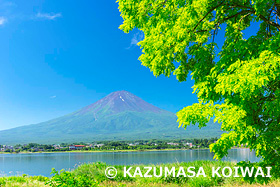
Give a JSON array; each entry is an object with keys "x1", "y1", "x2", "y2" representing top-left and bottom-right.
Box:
[
  {"x1": 77, "y1": 91, "x2": 162, "y2": 115},
  {"x1": 107, "y1": 90, "x2": 133, "y2": 97}
]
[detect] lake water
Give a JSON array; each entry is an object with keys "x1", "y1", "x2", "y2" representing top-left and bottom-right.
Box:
[{"x1": 0, "y1": 149, "x2": 259, "y2": 177}]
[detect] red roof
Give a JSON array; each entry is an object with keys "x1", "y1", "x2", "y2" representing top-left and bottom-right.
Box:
[{"x1": 74, "y1": 145, "x2": 85, "y2": 147}]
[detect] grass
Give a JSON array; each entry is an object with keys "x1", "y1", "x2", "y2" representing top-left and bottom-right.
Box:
[
  {"x1": 0, "y1": 175, "x2": 49, "y2": 187},
  {"x1": 0, "y1": 161, "x2": 279, "y2": 187}
]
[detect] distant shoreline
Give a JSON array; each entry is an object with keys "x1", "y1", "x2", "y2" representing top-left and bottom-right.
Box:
[
  {"x1": 0, "y1": 147, "x2": 248, "y2": 155},
  {"x1": 0, "y1": 148, "x2": 207, "y2": 154}
]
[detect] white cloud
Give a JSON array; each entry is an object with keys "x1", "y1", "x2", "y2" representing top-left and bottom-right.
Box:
[
  {"x1": 50, "y1": 95, "x2": 57, "y2": 99},
  {"x1": 36, "y1": 13, "x2": 61, "y2": 20},
  {"x1": 126, "y1": 32, "x2": 144, "y2": 49},
  {"x1": 0, "y1": 17, "x2": 6, "y2": 25}
]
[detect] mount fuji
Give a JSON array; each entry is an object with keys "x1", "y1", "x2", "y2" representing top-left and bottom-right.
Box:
[{"x1": 0, "y1": 91, "x2": 222, "y2": 144}]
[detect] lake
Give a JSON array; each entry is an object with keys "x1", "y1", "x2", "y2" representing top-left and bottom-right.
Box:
[{"x1": 0, "y1": 149, "x2": 259, "y2": 177}]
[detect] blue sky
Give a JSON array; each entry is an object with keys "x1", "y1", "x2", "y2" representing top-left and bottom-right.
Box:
[
  {"x1": 0, "y1": 0, "x2": 198, "y2": 130},
  {"x1": 0, "y1": 1, "x2": 260, "y2": 130}
]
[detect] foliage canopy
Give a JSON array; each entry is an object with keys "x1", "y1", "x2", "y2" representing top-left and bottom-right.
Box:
[{"x1": 118, "y1": 0, "x2": 280, "y2": 177}]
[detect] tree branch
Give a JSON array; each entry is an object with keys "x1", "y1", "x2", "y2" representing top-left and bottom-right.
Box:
[
  {"x1": 276, "y1": 1, "x2": 280, "y2": 18},
  {"x1": 230, "y1": 3, "x2": 280, "y2": 30},
  {"x1": 192, "y1": 0, "x2": 225, "y2": 31},
  {"x1": 221, "y1": 10, "x2": 251, "y2": 22},
  {"x1": 257, "y1": 13, "x2": 280, "y2": 30}
]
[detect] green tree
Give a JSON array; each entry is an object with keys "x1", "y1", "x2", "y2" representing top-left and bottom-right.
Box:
[{"x1": 118, "y1": 0, "x2": 280, "y2": 177}]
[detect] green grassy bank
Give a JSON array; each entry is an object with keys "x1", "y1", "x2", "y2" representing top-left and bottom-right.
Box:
[{"x1": 0, "y1": 161, "x2": 279, "y2": 187}]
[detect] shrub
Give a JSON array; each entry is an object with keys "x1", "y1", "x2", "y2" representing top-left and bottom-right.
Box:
[{"x1": 47, "y1": 168, "x2": 99, "y2": 187}]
